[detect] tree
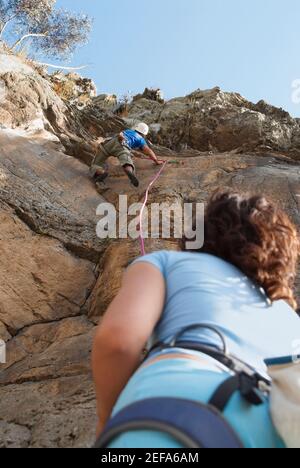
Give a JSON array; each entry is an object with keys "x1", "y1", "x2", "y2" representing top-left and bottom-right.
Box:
[{"x1": 0, "y1": 0, "x2": 92, "y2": 60}]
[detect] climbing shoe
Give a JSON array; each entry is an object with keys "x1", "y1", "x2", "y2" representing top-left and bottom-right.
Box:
[{"x1": 124, "y1": 167, "x2": 139, "y2": 188}]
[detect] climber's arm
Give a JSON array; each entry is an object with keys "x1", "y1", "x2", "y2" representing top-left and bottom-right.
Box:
[
  {"x1": 142, "y1": 144, "x2": 162, "y2": 165},
  {"x1": 118, "y1": 131, "x2": 126, "y2": 144},
  {"x1": 92, "y1": 262, "x2": 165, "y2": 436}
]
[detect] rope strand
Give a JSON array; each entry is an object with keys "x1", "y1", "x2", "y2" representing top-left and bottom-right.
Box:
[{"x1": 139, "y1": 161, "x2": 168, "y2": 256}]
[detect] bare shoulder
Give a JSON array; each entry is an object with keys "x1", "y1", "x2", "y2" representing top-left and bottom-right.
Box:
[{"x1": 124, "y1": 261, "x2": 165, "y2": 286}]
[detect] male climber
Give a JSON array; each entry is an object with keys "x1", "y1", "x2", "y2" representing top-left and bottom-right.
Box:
[{"x1": 90, "y1": 123, "x2": 162, "y2": 188}]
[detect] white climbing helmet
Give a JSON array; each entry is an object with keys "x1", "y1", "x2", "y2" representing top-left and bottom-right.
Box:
[{"x1": 133, "y1": 122, "x2": 149, "y2": 136}]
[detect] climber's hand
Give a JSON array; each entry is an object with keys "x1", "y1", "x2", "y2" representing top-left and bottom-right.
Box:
[{"x1": 155, "y1": 160, "x2": 165, "y2": 165}]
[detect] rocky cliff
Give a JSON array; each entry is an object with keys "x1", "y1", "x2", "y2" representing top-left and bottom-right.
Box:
[{"x1": 0, "y1": 51, "x2": 300, "y2": 448}]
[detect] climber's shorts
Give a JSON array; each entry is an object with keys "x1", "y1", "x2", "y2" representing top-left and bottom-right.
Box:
[
  {"x1": 90, "y1": 138, "x2": 135, "y2": 176},
  {"x1": 107, "y1": 353, "x2": 285, "y2": 449}
]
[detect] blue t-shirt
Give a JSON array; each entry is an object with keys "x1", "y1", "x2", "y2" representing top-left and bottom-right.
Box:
[
  {"x1": 123, "y1": 129, "x2": 147, "y2": 150},
  {"x1": 133, "y1": 250, "x2": 300, "y2": 373}
]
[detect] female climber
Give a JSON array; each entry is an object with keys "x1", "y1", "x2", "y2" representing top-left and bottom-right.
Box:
[{"x1": 92, "y1": 191, "x2": 300, "y2": 448}]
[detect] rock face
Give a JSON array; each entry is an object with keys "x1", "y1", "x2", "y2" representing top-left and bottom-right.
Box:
[
  {"x1": 127, "y1": 87, "x2": 300, "y2": 157},
  {"x1": 1, "y1": 52, "x2": 300, "y2": 448},
  {"x1": 0, "y1": 129, "x2": 105, "y2": 262},
  {"x1": 0, "y1": 51, "x2": 116, "y2": 166},
  {"x1": 132, "y1": 87, "x2": 165, "y2": 104},
  {"x1": 92, "y1": 93, "x2": 118, "y2": 110},
  {"x1": 49, "y1": 72, "x2": 97, "y2": 108}
]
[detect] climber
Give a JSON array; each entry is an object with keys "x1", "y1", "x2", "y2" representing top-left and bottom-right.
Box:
[
  {"x1": 92, "y1": 191, "x2": 300, "y2": 448},
  {"x1": 90, "y1": 123, "x2": 162, "y2": 188}
]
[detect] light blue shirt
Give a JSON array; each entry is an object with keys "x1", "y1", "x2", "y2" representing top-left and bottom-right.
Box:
[{"x1": 133, "y1": 251, "x2": 300, "y2": 373}]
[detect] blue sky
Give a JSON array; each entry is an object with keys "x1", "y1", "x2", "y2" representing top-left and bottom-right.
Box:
[{"x1": 55, "y1": 0, "x2": 300, "y2": 116}]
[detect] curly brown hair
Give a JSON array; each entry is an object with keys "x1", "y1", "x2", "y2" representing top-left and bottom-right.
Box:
[{"x1": 183, "y1": 191, "x2": 300, "y2": 310}]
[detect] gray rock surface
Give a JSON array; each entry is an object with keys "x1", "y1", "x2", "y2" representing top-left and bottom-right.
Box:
[{"x1": 1, "y1": 52, "x2": 300, "y2": 447}]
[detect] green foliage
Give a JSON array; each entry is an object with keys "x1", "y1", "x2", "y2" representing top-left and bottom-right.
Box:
[{"x1": 0, "y1": 0, "x2": 92, "y2": 60}]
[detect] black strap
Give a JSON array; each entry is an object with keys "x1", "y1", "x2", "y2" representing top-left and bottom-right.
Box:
[
  {"x1": 175, "y1": 341, "x2": 234, "y2": 368},
  {"x1": 145, "y1": 323, "x2": 267, "y2": 413},
  {"x1": 209, "y1": 376, "x2": 240, "y2": 412},
  {"x1": 145, "y1": 340, "x2": 234, "y2": 369},
  {"x1": 170, "y1": 324, "x2": 228, "y2": 354},
  {"x1": 209, "y1": 373, "x2": 265, "y2": 412}
]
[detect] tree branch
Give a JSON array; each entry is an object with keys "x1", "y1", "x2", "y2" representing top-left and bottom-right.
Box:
[
  {"x1": 12, "y1": 33, "x2": 48, "y2": 50},
  {"x1": 35, "y1": 62, "x2": 89, "y2": 71},
  {"x1": 0, "y1": 15, "x2": 17, "y2": 39}
]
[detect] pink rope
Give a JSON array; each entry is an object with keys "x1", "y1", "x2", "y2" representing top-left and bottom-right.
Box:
[{"x1": 139, "y1": 161, "x2": 168, "y2": 256}]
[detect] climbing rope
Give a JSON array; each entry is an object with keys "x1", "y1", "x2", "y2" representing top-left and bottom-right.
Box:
[{"x1": 138, "y1": 160, "x2": 168, "y2": 256}]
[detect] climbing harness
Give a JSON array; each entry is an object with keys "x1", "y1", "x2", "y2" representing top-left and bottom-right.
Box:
[
  {"x1": 138, "y1": 160, "x2": 168, "y2": 256},
  {"x1": 94, "y1": 324, "x2": 273, "y2": 449},
  {"x1": 145, "y1": 324, "x2": 271, "y2": 409},
  {"x1": 94, "y1": 398, "x2": 243, "y2": 449}
]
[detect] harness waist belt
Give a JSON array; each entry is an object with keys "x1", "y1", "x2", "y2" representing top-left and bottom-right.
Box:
[{"x1": 94, "y1": 398, "x2": 244, "y2": 449}]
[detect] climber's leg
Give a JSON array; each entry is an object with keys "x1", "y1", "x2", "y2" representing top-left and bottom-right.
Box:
[
  {"x1": 90, "y1": 146, "x2": 109, "y2": 182},
  {"x1": 91, "y1": 139, "x2": 139, "y2": 187},
  {"x1": 123, "y1": 164, "x2": 139, "y2": 188},
  {"x1": 118, "y1": 150, "x2": 139, "y2": 188}
]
